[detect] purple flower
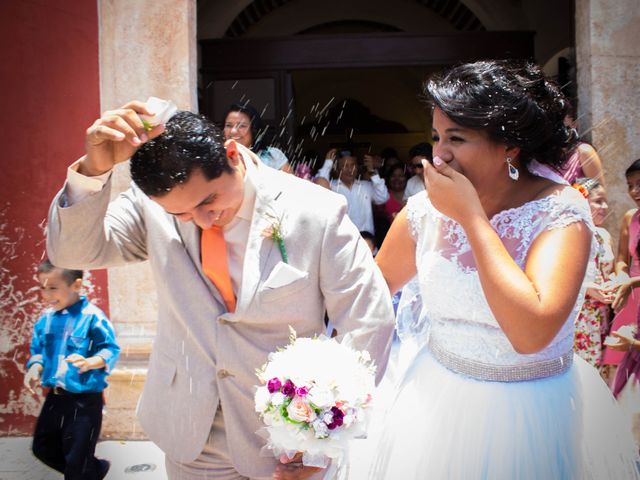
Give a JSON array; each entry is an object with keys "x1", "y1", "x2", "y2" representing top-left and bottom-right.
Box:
[
  {"x1": 281, "y1": 379, "x2": 296, "y2": 398},
  {"x1": 331, "y1": 406, "x2": 344, "y2": 427},
  {"x1": 295, "y1": 386, "x2": 309, "y2": 397},
  {"x1": 267, "y1": 378, "x2": 282, "y2": 394},
  {"x1": 331, "y1": 406, "x2": 344, "y2": 419},
  {"x1": 324, "y1": 406, "x2": 345, "y2": 430}
]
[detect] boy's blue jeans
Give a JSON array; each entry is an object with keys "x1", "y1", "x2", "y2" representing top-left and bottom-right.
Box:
[{"x1": 32, "y1": 389, "x2": 106, "y2": 479}]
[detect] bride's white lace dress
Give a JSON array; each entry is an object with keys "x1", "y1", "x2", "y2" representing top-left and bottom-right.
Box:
[{"x1": 362, "y1": 184, "x2": 640, "y2": 479}]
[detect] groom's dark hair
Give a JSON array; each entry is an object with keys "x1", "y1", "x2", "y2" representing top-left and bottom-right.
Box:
[{"x1": 130, "y1": 111, "x2": 233, "y2": 197}]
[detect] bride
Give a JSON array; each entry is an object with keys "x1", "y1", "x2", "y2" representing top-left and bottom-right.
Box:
[{"x1": 367, "y1": 60, "x2": 640, "y2": 479}]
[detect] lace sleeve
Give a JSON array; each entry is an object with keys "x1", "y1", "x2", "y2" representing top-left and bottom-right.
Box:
[
  {"x1": 542, "y1": 189, "x2": 594, "y2": 233},
  {"x1": 539, "y1": 189, "x2": 597, "y2": 286},
  {"x1": 405, "y1": 193, "x2": 429, "y2": 241}
]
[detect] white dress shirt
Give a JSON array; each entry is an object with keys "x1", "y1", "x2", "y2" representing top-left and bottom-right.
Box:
[
  {"x1": 403, "y1": 174, "x2": 425, "y2": 202},
  {"x1": 327, "y1": 176, "x2": 388, "y2": 234},
  {"x1": 315, "y1": 158, "x2": 389, "y2": 233}
]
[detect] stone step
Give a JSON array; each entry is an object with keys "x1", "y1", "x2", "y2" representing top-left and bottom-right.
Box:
[
  {"x1": 100, "y1": 337, "x2": 154, "y2": 439},
  {"x1": 103, "y1": 366, "x2": 148, "y2": 440},
  {"x1": 118, "y1": 341, "x2": 153, "y2": 365}
]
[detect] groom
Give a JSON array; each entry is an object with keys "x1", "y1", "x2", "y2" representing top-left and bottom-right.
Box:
[{"x1": 46, "y1": 101, "x2": 394, "y2": 479}]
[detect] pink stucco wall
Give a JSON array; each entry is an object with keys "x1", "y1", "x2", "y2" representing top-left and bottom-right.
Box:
[{"x1": 0, "y1": 0, "x2": 108, "y2": 435}]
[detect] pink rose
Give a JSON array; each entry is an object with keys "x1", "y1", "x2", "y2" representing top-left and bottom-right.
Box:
[{"x1": 286, "y1": 395, "x2": 317, "y2": 423}]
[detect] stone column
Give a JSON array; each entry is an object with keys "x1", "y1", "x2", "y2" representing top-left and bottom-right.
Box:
[
  {"x1": 98, "y1": 0, "x2": 197, "y2": 438},
  {"x1": 575, "y1": 0, "x2": 640, "y2": 238}
]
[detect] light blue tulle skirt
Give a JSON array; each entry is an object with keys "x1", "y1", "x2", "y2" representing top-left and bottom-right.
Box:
[{"x1": 348, "y1": 343, "x2": 640, "y2": 480}]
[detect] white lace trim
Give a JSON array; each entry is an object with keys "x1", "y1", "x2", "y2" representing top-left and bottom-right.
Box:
[
  {"x1": 407, "y1": 189, "x2": 594, "y2": 268},
  {"x1": 403, "y1": 186, "x2": 596, "y2": 364}
]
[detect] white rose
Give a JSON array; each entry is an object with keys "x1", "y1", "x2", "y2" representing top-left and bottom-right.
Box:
[
  {"x1": 307, "y1": 387, "x2": 334, "y2": 408},
  {"x1": 343, "y1": 408, "x2": 359, "y2": 428},
  {"x1": 271, "y1": 392, "x2": 286, "y2": 406},
  {"x1": 312, "y1": 418, "x2": 329, "y2": 438},
  {"x1": 139, "y1": 96, "x2": 178, "y2": 129},
  {"x1": 254, "y1": 386, "x2": 271, "y2": 412}
]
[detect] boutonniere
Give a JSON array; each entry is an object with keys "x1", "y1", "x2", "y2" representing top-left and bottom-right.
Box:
[{"x1": 262, "y1": 213, "x2": 288, "y2": 263}]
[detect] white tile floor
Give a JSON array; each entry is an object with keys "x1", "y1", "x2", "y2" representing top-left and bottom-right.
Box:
[{"x1": 0, "y1": 437, "x2": 167, "y2": 480}]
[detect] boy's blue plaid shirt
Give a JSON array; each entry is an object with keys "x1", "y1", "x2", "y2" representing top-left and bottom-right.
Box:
[{"x1": 27, "y1": 296, "x2": 120, "y2": 393}]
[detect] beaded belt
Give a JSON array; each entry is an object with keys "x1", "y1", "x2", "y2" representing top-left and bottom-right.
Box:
[{"x1": 429, "y1": 338, "x2": 573, "y2": 382}]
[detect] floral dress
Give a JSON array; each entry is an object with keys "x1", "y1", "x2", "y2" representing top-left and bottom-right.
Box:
[{"x1": 574, "y1": 227, "x2": 614, "y2": 366}]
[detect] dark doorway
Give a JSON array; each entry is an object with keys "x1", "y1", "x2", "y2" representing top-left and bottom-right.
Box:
[{"x1": 200, "y1": 32, "x2": 534, "y2": 167}]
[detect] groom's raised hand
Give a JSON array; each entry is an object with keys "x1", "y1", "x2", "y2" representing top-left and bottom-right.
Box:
[
  {"x1": 273, "y1": 453, "x2": 322, "y2": 480},
  {"x1": 80, "y1": 100, "x2": 165, "y2": 177}
]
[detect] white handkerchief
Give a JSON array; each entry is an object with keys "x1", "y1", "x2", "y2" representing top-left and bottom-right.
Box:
[
  {"x1": 263, "y1": 262, "x2": 308, "y2": 289},
  {"x1": 604, "y1": 325, "x2": 637, "y2": 346},
  {"x1": 140, "y1": 96, "x2": 178, "y2": 127},
  {"x1": 618, "y1": 325, "x2": 637, "y2": 337},
  {"x1": 604, "y1": 336, "x2": 619, "y2": 346}
]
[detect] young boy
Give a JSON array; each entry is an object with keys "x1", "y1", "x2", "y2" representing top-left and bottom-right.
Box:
[{"x1": 23, "y1": 260, "x2": 120, "y2": 480}]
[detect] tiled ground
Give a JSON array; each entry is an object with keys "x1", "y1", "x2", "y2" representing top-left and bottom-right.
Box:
[{"x1": 0, "y1": 437, "x2": 167, "y2": 480}]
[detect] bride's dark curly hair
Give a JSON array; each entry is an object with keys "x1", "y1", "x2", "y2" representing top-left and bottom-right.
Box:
[{"x1": 425, "y1": 60, "x2": 577, "y2": 169}]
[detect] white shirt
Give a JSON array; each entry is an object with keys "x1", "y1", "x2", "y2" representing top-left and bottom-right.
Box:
[
  {"x1": 65, "y1": 153, "x2": 258, "y2": 296},
  {"x1": 315, "y1": 158, "x2": 389, "y2": 233},
  {"x1": 327, "y1": 176, "x2": 388, "y2": 234},
  {"x1": 403, "y1": 174, "x2": 425, "y2": 202}
]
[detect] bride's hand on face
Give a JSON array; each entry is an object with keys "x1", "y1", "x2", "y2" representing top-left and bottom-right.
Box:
[{"x1": 423, "y1": 156, "x2": 485, "y2": 225}]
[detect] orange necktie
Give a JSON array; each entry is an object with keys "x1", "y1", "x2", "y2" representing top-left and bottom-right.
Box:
[{"x1": 201, "y1": 226, "x2": 236, "y2": 313}]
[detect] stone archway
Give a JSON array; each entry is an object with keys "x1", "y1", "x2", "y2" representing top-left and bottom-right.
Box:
[{"x1": 224, "y1": 0, "x2": 485, "y2": 37}]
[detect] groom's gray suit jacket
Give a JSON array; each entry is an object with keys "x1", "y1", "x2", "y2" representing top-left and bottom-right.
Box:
[{"x1": 46, "y1": 155, "x2": 394, "y2": 478}]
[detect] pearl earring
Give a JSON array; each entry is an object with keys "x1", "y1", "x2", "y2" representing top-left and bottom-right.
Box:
[{"x1": 506, "y1": 157, "x2": 519, "y2": 181}]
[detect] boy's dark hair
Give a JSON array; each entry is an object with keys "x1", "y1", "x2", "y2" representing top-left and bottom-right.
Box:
[
  {"x1": 130, "y1": 111, "x2": 232, "y2": 197},
  {"x1": 625, "y1": 159, "x2": 640, "y2": 177},
  {"x1": 628, "y1": 159, "x2": 640, "y2": 260},
  {"x1": 37, "y1": 259, "x2": 83, "y2": 285},
  {"x1": 409, "y1": 142, "x2": 433, "y2": 160}
]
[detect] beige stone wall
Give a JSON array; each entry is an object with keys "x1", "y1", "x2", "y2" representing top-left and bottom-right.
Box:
[
  {"x1": 243, "y1": 0, "x2": 455, "y2": 36},
  {"x1": 98, "y1": 0, "x2": 197, "y2": 439},
  {"x1": 576, "y1": 0, "x2": 640, "y2": 244}
]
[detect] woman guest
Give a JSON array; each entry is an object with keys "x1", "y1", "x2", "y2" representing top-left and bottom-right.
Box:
[
  {"x1": 223, "y1": 103, "x2": 292, "y2": 173},
  {"x1": 557, "y1": 106, "x2": 605, "y2": 185},
  {"x1": 602, "y1": 159, "x2": 640, "y2": 382},
  {"x1": 383, "y1": 164, "x2": 408, "y2": 222},
  {"x1": 571, "y1": 177, "x2": 616, "y2": 369}
]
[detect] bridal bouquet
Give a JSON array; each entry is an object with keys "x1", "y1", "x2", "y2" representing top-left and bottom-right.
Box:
[{"x1": 255, "y1": 327, "x2": 376, "y2": 468}]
